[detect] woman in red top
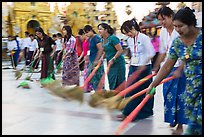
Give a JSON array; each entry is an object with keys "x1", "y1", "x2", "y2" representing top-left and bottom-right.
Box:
[{"x1": 77, "y1": 29, "x2": 93, "y2": 92}]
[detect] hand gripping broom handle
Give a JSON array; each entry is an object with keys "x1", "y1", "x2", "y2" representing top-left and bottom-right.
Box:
[
  {"x1": 82, "y1": 54, "x2": 105, "y2": 88},
  {"x1": 114, "y1": 88, "x2": 156, "y2": 135},
  {"x1": 96, "y1": 62, "x2": 112, "y2": 91},
  {"x1": 116, "y1": 72, "x2": 157, "y2": 97},
  {"x1": 129, "y1": 76, "x2": 175, "y2": 100},
  {"x1": 49, "y1": 52, "x2": 69, "y2": 77}
]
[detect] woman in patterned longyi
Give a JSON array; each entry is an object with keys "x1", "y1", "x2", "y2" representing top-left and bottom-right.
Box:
[
  {"x1": 61, "y1": 25, "x2": 80, "y2": 86},
  {"x1": 146, "y1": 7, "x2": 202, "y2": 135}
]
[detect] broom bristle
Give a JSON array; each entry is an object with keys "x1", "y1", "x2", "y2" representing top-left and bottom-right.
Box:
[
  {"x1": 47, "y1": 86, "x2": 66, "y2": 98},
  {"x1": 40, "y1": 77, "x2": 55, "y2": 87},
  {"x1": 103, "y1": 95, "x2": 123, "y2": 110},
  {"x1": 61, "y1": 86, "x2": 84, "y2": 103},
  {"x1": 25, "y1": 76, "x2": 31, "y2": 80},
  {"x1": 17, "y1": 81, "x2": 30, "y2": 89},
  {"x1": 116, "y1": 97, "x2": 132, "y2": 110},
  {"x1": 15, "y1": 70, "x2": 23, "y2": 80},
  {"x1": 88, "y1": 92, "x2": 106, "y2": 108},
  {"x1": 44, "y1": 80, "x2": 65, "y2": 97},
  {"x1": 102, "y1": 90, "x2": 118, "y2": 98}
]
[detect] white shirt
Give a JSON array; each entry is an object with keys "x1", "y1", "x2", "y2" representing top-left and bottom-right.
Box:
[
  {"x1": 28, "y1": 39, "x2": 38, "y2": 51},
  {"x1": 7, "y1": 40, "x2": 18, "y2": 51},
  {"x1": 16, "y1": 37, "x2": 23, "y2": 49},
  {"x1": 55, "y1": 38, "x2": 63, "y2": 51},
  {"x1": 22, "y1": 37, "x2": 31, "y2": 49},
  {"x1": 159, "y1": 27, "x2": 182, "y2": 67},
  {"x1": 127, "y1": 32, "x2": 155, "y2": 66}
]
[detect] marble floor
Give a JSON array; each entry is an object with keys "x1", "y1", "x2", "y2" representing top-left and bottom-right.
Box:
[{"x1": 2, "y1": 61, "x2": 187, "y2": 135}]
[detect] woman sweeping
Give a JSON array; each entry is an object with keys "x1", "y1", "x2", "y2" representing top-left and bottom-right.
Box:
[
  {"x1": 83, "y1": 25, "x2": 104, "y2": 91},
  {"x1": 35, "y1": 27, "x2": 56, "y2": 80},
  {"x1": 61, "y1": 25, "x2": 80, "y2": 86},
  {"x1": 97, "y1": 23, "x2": 126, "y2": 90},
  {"x1": 146, "y1": 7, "x2": 202, "y2": 135}
]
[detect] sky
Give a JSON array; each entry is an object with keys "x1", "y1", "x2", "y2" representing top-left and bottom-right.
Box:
[
  {"x1": 100, "y1": 2, "x2": 192, "y2": 25},
  {"x1": 50, "y1": 2, "x2": 192, "y2": 25}
]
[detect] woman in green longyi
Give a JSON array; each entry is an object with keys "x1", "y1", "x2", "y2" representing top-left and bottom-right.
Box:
[{"x1": 97, "y1": 23, "x2": 126, "y2": 91}]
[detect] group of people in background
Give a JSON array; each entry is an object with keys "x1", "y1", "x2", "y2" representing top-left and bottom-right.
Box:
[{"x1": 6, "y1": 6, "x2": 202, "y2": 135}]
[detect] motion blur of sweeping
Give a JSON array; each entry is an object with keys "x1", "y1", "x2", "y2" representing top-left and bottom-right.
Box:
[
  {"x1": 88, "y1": 63, "x2": 117, "y2": 108},
  {"x1": 88, "y1": 67, "x2": 146, "y2": 109},
  {"x1": 15, "y1": 53, "x2": 40, "y2": 80},
  {"x1": 103, "y1": 72, "x2": 157, "y2": 111},
  {"x1": 43, "y1": 58, "x2": 85, "y2": 103},
  {"x1": 116, "y1": 76, "x2": 176, "y2": 111}
]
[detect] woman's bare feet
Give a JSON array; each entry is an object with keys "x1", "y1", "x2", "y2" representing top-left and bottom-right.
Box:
[{"x1": 171, "y1": 124, "x2": 183, "y2": 135}]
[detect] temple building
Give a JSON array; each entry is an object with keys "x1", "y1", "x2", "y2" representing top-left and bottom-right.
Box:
[{"x1": 2, "y1": 2, "x2": 119, "y2": 37}]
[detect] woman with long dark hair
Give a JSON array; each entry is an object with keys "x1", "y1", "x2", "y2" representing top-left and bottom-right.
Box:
[
  {"x1": 61, "y1": 25, "x2": 80, "y2": 86},
  {"x1": 77, "y1": 29, "x2": 93, "y2": 92},
  {"x1": 97, "y1": 23, "x2": 126, "y2": 90},
  {"x1": 35, "y1": 27, "x2": 56, "y2": 80},
  {"x1": 83, "y1": 25, "x2": 104, "y2": 91},
  {"x1": 118, "y1": 18, "x2": 156, "y2": 121}
]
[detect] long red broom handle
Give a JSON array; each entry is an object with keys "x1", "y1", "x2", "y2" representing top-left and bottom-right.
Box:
[
  {"x1": 115, "y1": 66, "x2": 146, "y2": 92},
  {"x1": 96, "y1": 62, "x2": 112, "y2": 91},
  {"x1": 116, "y1": 72, "x2": 157, "y2": 97},
  {"x1": 114, "y1": 88, "x2": 156, "y2": 135},
  {"x1": 130, "y1": 76, "x2": 175, "y2": 100},
  {"x1": 82, "y1": 54, "x2": 105, "y2": 88}
]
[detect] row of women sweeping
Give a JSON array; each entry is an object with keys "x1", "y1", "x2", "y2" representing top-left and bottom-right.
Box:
[{"x1": 34, "y1": 6, "x2": 201, "y2": 135}]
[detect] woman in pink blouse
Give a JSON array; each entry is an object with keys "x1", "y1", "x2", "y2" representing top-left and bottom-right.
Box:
[
  {"x1": 77, "y1": 29, "x2": 93, "y2": 92},
  {"x1": 62, "y1": 25, "x2": 80, "y2": 86}
]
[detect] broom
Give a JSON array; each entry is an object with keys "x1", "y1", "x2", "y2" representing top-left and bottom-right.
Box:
[
  {"x1": 42, "y1": 56, "x2": 89, "y2": 103},
  {"x1": 43, "y1": 58, "x2": 86, "y2": 103},
  {"x1": 114, "y1": 87, "x2": 156, "y2": 135},
  {"x1": 88, "y1": 67, "x2": 148, "y2": 109},
  {"x1": 88, "y1": 62, "x2": 113, "y2": 107},
  {"x1": 90, "y1": 65, "x2": 147, "y2": 108},
  {"x1": 17, "y1": 81, "x2": 31, "y2": 89},
  {"x1": 25, "y1": 55, "x2": 42, "y2": 81},
  {"x1": 103, "y1": 72, "x2": 157, "y2": 110},
  {"x1": 40, "y1": 55, "x2": 62, "y2": 87},
  {"x1": 48, "y1": 55, "x2": 105, "y2": 103},
  {"x1": 15, "y1": 53, "x2": 40, "y2": 80},
  {"x1": 41, "y1": 56, "x2": 85, "y2": 87},
  {"x1": 96, "y1": 66, "x2": 147, "y2": 102},
  {"x1": 17, "y1": 54, "x2": 42, "y2": 88},
  {"x1": 117, "y1": 76, "x2": 175, "y2": 110}
]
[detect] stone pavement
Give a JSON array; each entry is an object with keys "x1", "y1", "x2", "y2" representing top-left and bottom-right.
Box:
[{"x1": 2, "y1": 60, "x2": 187, "y2": 135}]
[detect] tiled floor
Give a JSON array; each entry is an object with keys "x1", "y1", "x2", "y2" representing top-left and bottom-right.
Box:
[{"x1": 2, "y1": 61, "x2": 187, "y2": 135}]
